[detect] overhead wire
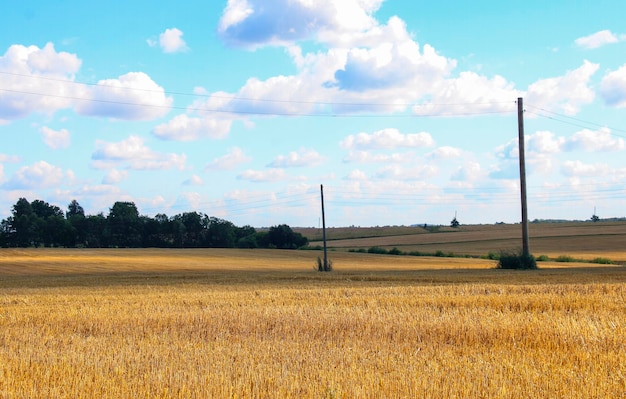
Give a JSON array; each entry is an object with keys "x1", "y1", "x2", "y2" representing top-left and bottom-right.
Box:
[{"x1": 3, "y1": 72, "x2": 626, "y2": 219}]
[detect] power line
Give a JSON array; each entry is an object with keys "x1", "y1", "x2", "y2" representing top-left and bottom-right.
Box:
[
  {"x1": 525, "y1": 103, "x2": 626, "y2": 136},
  {"x1": 1, "y1": 71, "x2": 516, "y2": 118}
]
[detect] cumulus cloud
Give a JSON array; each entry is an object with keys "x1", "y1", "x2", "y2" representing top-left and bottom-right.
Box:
[
  {"x1": 600, "y1": 64, "x2": 626, "y2": 108},
  {"x1": 526, "y1": 131, "x2": 565, "y2": 154},
  {"x1": 183, "y1": 174, "x2": 203, "y2": 186},
  {"x1": 40, "y1": 126, "x2": 70, "y2": 149},
  {"x1": 412, "y1": 72, "x2": 519, "y2": 116},
  {"x1": 156, "y1": 28, "x2": 189, "y2": 53},
  {"x1": 451, "y1": 161, "x2": 482, "y2": 181},
  {"x1": 0, "y1": 43, "x2": 81, "y2": 121},
  {"x1": 561, "y1": 160, "x2": 610, "y2": 177},
  {"x1": 525, "y1": 60, "x2": 599, "y2": 115},
  {"x1": 213, "y1": 5, "x2": 459, "y2": 116},
  {"x1": 218, "y1": 0, "x2": 382, "y2": 49},
  {"x1": 427, "y1": 146, "x2": 462, "y2": 160},
  {"x1": 92, "y1": 135, "x2": 186, "y2": 171},
  {"x1": 575, "y1": 30, "x2": 622, "y2": 49},
  {"x1": 340, "y1": 128, "x2": 434, "y2": 150},
  {"x1": 152, "y1": 114, "x2": 232, "y2": 141},
  {"x1": 75, "y1": 72, "x2": 172, "y2": 120},
  {"x1": 345, "y1": 169, "x2": 368, "y2": 181},
  {"x1": 3, "y1": 160, "x2": 70, "y2": 189},
  {"x1": 343, "y1": 150, "x2": 414, "y2": 163},
  {"x1": 0, "y1": 154, "x2": 21, "y2": 163},
  {"x1": 375, "y1": 164, "x2": 438, "y2": 181},
  {"x1": 206, "y1": 147, "x2": 252, "y2": 170},
  {"x1": 333, "y1": 23, "x2": 454, "y2": 92},
  {"x1": 102, "y1": 169, "x2": 128, "y2": 184},
  {"x1": 563, "y1": 127, "x2": 625, "y2": 152},
  {"x1": 268, "y1": 148, "x2": 324, "y2": 167},
  {"x1": 237, "y1": 168, "x2": 288, "y2": 182}
]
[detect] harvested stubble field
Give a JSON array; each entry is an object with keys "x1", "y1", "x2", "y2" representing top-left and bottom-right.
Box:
[
  {"x1": 0, "y1": 247, "x2": 624, "y2": 398},
  {"x1": 306, "y1": 221, "x2": 626, "y2": 262}
]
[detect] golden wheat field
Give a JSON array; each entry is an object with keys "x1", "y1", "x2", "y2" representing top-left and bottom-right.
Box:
[{"x1": 0, "y1": 247, "x2": 624, "y2": 398}]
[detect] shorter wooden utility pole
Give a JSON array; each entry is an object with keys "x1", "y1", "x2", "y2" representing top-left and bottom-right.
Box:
[{"x1": 320, "y1": 184, "x2": 328, "y2": 271}]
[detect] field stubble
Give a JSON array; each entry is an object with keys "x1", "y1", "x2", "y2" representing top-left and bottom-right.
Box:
[{"x1": 0, "y1": 248, "x2": 624, "y2": 398}]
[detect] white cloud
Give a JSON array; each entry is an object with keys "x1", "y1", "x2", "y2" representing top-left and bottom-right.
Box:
[
  {"x1": 527, "y1": 131, "x2": 564, "y2": 154},
  {"x1": 427, "y1": 146, "x2": 462, "y2": 160},
  {"x1": 218, "y1": 0, "x2": 382, "y2": 49},
  {"x1": 375, "y1": 164, "x2": 438, "y2": 180},
  {"x1": 152, "y1": 114, "x2": 232, "y2": 141},
  {"x1": 575, "y1": 30, "x2": 621, "y2": 49},
  {"x1": 561, "y1": 160, "x2": 610, "y2": 177},
  {"x1": 0, "y1": 154, "x2": 20, "y2": 163},
  {"x1": 3, "y1": 160, "x2": 70, "y2": 189},
  {"x1": 332, "y1": 28, "x2": 454, "y2": 92},
  {"x1": 343, "y1": 150, "x2": 414, "y2": 163},
  {"x1": 345, "y1": 169, "x2": 368, "y2": 181},
  {"x1": 40, "y1": 126, "x2": 70, "y2": 149},
  {"x1": 268, "y1": 148, "x2": 324, "y2": 167},
  {"x1": 413, "y1": 72, "x2": 519, "y2": 116},
  {"x1": 451, "y1": 161, "x2": 482, "y2": 182},
  {"x1": 102, "y1": 169, "x2": 128, "y2": 184},
  {"x1": 600, "y1": 64, "x2": 626, "y2": 108},
  {"x1": 183, "y1": 174, "x2": 203, "y2": 186},
  {"x1": 158, "y1": 28, "x2": 189, "y2": 53},
  {"x1": 92, "y1": 135, "x2": 187, "y2": 171},
  {"x1": 340, "y1": 128, "x2": 434, "y2": 150},
  {"x1": 563, "y1": 127, "x2": 625, "y2": 152},
  {"x1": 206, "y1": 147, "x2": 252, "y2": 170},
  {"x1": 75, "y1": 72, "x2": 172, "y2": 121},
  {"x1": 213, "y1": 9, "x2": 458, "y2": 116},
  {"x1": 237, "y1": 168, "x2": 288, "y2": 182},
  {"x1": 0, "y1": 43, "x2": 81, "y2": 121},
  {"x1": 525, "y1": 60, "x2": 599, "y2": 115}
]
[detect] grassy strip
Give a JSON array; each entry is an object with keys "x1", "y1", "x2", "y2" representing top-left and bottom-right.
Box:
[{"x1": 346, "y1": 247, "x2": 618, "y2": 265}]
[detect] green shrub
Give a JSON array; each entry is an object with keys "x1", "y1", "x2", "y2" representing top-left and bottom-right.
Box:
[
  {"x1": 485, "y1": 251, "x2": 499, "y2": 260},
  {"x1": 591, "y1": 257, "x2": 614, "y2": 264},
  {"x1": 388, "y1": 247, "x2": 403, "y2": 255},
  {"x1": 555, "y1": 255, "x2": 577, "y2": 262},
  {"x1": 496, "y1": 250, "x2": 537, "y2": 270},
  {"x1": 536, "y1": 254, "x2": 550, "y2": 262},
  {"x1": 367, "y1": 246, "x2": 388, "y2": 254}
]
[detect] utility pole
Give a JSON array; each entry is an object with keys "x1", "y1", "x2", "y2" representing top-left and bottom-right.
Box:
[
  {"x1": 517, "y1": 97, "x2": 530, "y2": 257},
  {"x1": 320, "y1": 184, "x2": 328, "y2": 271}
]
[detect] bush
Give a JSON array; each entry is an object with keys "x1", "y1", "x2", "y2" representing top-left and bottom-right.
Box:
[
  {"x1": 536, "y1": 254, "x2": 550, "y2": 262},
  {"x1": 555, "y1": 255, "x2": 577, "y2": 263},
  {"x1": 591, "y1": 257, "x2": 614, "y2": 264},
  {"x1": 485, "y1": 251, "x2": 499, "y2": 260},
  {"x1": 367, "y1": 246, "x2": 388, "y2": 254},
  {"x1": 496, "y1": 250, "x2": 537, "y2": 270},
  {"x1": 388, "y1": 247, "x2": 403, "y2": 255}
]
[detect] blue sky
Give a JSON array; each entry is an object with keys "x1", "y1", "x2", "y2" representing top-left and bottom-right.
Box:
[{"x1": 1, "y1": 0, "x2": 625, "y2": 227}]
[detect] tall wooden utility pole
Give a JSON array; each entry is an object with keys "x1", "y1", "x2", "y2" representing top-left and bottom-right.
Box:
[
  {"x1": 517, "y1": 97, "x2": 530, "y2": 256},
  {"x1": 320, "y1": 184, "x2": 328, "y2": 270}
]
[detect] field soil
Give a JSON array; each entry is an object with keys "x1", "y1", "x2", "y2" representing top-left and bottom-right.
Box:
[{"x1": 303, "y1": 220, "x2": 626, "y2": 262}]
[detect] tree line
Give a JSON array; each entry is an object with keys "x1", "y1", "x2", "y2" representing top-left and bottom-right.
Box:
[{"x1": 0, "y1": 198, "x2": 308, "y2": 249}]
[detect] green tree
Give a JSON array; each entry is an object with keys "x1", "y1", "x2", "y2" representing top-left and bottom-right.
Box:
[
  {"x1": 205, "y1": 217, "x2": 236, "y2": 248},
  {"x1": 267, "y1": 224, "x2": 308, "y2": 249},
  {"x1": 10, "y1": 198, "x2": 36, "y2": 247},
  {"x1": 66, "y1": 200, "x2": 87, "y2": 247},
  {"x1": 108, "y1": 202, "x2": 142, "y2": 247}
]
